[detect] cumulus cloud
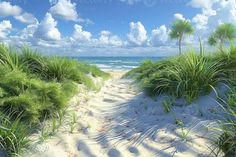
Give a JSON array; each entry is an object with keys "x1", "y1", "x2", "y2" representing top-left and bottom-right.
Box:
[
  {"x1": 207, "y1": 1, "x2": 236, "y2": 27},
  {"x1": 49, "y1": 0, "x2": 78, "y2": 21},
  {"x1": 190, "y1": 0, "x2": 236, "y2": 35},
  {"x1": 14, "y1": 12, "x2": 38, "y2": 24},
  {"x1": 0, "y1": 20, "x2": 12, "y2": 38},
  {"x1": 72, "y1": 24, "x2": 92, "y2": 42},
  {"x1": 127, "y1": 21, "x2": 147, "y2": 46},
  {"x1": 34, "y1": 13, "x2": 61, "y2": 41},
  {"x1": 0, "y1": 1, "x2": 22, "y2": 17},
  {"x1": 99, "y1": 30, "x2": 123, "y2": 46},
  {"x1": 150, "y1": 25, "x2": 169, "y2": 46},
  {"x1": 192, "y1": 13, "x2": 210, "y2": 30},
  {"x1": 174, "y1": 13, "x2": 186, "y2": 21}
]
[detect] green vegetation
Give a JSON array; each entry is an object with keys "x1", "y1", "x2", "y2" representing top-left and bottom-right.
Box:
[
  {"x1": 162, "y1": 98, "x2": 173, "y2": 113},
  {"x1": 0, "y1": 112, "x2": 31, "y2": 157},
  {"x1": 126, "y1": 22, "x2": 236, "y2": 156},
  {"x1": 208, "y1": 23, "x2": 236, "y2": 49},
  {"x1": 169, "y1": 19, "x2": 194, "y2": 55},
  {"x1": 0, "y1": 44, "x2": 109, "y2": 156},
  {"x1": 211, "y1": 88, "x2": 236, "y2": 156},
  {"x1": 126, "y1": 51, "x2": 232, "y2": 102}
]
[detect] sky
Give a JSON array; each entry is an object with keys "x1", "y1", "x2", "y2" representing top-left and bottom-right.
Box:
[{"x1": 0, "y1": 0, "x2": 235, "y2": 56}]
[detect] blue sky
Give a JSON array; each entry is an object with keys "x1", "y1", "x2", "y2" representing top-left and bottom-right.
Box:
[{"x1": 0, "y1": 0, "x2": 235, "y2": 56}]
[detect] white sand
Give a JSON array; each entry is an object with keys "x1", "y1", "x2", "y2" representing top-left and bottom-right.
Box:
[{"x1": 26, "y1": 71, "x2": 225, "y2": 157}]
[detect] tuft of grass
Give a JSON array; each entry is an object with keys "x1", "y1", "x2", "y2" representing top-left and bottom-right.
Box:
[
  {"x1": 205, "y1": 86, "x2": 236, "y2": 156},
  {"x1": 126, "y1": 51, "x2": 228, "y2": 102},
  {"x1": 69, "y1": 112, "x2": 78, "y2": 134},
  {"x1": 162, "y1": 98, "x2": 173, "y2": 113},
  {"x1": 0, "y1": 112, "x2": 31, "y2": 157},
  {"x1": 0, "y1": 44, "x2": 20, "y2": 70}
]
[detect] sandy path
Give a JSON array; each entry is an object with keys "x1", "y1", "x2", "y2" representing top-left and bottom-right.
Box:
[{"x1": 32, "y1": 72, "x2": 223, "y2": 157}]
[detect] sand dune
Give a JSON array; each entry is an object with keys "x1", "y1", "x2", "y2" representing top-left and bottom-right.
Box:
[{"x1": 29, "y1": 72, "x2": 224, "y2": 157}]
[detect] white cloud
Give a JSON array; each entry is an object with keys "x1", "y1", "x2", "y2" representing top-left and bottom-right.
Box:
[
  {"x1": 120, "y1": 0, "x2": 140, "y2": 5},
  {"x1": 14, "y1": 12, "x2": 38, "y2": 24},
  {"x1": 34, "y1": 13, "x2": 61, "y2": 41},
  {"x1": 127, "y1": 21, "x2": 147, "y2": 46},
  {"x1": 72, "y1": 24, "x2": 92, "y2": 42},
  {"x1": 150, "y1": 25, "x2": 170, "y2": 46},
  {"x1": 49, "y1": 0, "x2": 78, "y2": 21},
  {"x1": 174, "y1": 13, "x2": 186, "y2": 21},
  {"x1": 0, "y1": 1, "x2": 22, "y2": 17},
  {"x1": 0, "y1": 20, "x2": 12, "y2": 38},
  {"x1": 190, "y1": 0, "x2": 236, "y2": 34},
  {"x1": 188, "y1": 0, "x2": 217, "y2": 10},
  {"x1": 207, "y1": 0, "x2": 236, "y2": 27},
  {"x1": 99, "y1": 30, "x2": 123, "y2": 46},
  {"x1": 192, "y1": 13, "x2": 209, "y2": 30},
  {"x1": 20, "y1": 23, "x2": 38, "y2": 40}
]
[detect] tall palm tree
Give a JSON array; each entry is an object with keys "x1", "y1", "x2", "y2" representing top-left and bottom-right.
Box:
[
  {"x1": 169, "y1": 20, "x2": 194, "y2": 55},
  {"x1": 208, "y1": 23, "x2": 236, "y2": 48}
]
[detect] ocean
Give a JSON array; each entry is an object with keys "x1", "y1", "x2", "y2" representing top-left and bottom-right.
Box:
[{"x1": 75, "y1": 56, "x2": 165, "y2": 71}]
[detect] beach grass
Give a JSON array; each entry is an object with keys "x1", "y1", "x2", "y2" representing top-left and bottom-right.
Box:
[
  {"x1": 0, "y1": 44, "x2": 109, "y2": 156},
  {"x1": 0, "y1": 112, "x2": 31, "y2": 157},
  {"x1": 211, "y1": 87, "x2": 236, "y2": 156},
  {"x1": 125, "y1": 49, "x2": 236, "y2": 102},
  {"x1": 125, "y1": 47, "x2": 236, "y2": 156}
]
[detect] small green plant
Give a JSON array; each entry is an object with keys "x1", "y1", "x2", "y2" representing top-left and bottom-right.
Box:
[
  {"x1": 0, "y1": 113, "x2": 31, "y2": 157},
  {"x1": 38, "y1": 128, "x2": 50, "y2": 143},
  {"x1": 38, "y1": 121, "x2": 50, "y2": 143},
  {"x1": 162, "y1": 98, "x2": 173, "y2": 113},
  {"x1": 51, "y1": 116, "x2": 58, "y2": 135},
  {"x1": 179, "y1": 127, "x2": 191, "y2": 142},
  {"x1": 175, "y1": 119, "x2": 190, "y2": 142},
  {"x1": 57, "y1": 109, "x2": 67, "y2": 126},
  {"x1": 175, "y1": 118, "x2": 184, "y2": 127},
  {"x1": 69, "y1": 112, "x2": 78, "y2": 133}
]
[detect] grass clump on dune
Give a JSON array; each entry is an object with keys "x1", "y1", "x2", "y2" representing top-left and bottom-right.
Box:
[
  {"x1": 212, "y1": 87, "x2": 236, "y2": 156},
  {"x1": 126, "y1": 51, "x2": 229, "y2": 102},
  {"x1": 19, "y1": 46, "x2": 109, "y2": 89},
  {"x1": 0, "y1": 112, "x2": 31, "y2": 157},
  {"x1": 126, "y1": 47, "x2": 236, "y2": 156},
  {"x1": 0, "y1": 44, "x2": 109, "y2": 156}
]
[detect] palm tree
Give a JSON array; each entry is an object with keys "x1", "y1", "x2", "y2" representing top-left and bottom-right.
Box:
[
  {"x1": 169, "y1": 20, "x2": 194, "y2": 55},
  {"x1": 208, "y1": 23, "x2": 236, "y2": 48}
]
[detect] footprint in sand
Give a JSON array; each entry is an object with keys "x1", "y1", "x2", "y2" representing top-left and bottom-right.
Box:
[
  {"x1": 128, "y1": 147, "x2": 139, "y2": 155},
  {"x1": 77, "y1": 141, "x2": 96, "y2": 157},
  {"x1": 108, "y1": 148, "x2": 120, "y2": 157}
]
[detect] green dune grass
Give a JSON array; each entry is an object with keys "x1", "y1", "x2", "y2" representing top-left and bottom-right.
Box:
[
  {"x1": 0, "y1": 44, "x2": 109, "y2": 157},
  {"x1": 125, "y1": 47, "x2": 236, "y2": 102},
  {"x1": 125, "y1": 46, "x2": 236, "y2": 156}
]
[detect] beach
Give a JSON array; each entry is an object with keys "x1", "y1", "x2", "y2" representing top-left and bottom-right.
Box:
[{"x1": 29, "y1": 70, "x2": 223, "y2": 157}]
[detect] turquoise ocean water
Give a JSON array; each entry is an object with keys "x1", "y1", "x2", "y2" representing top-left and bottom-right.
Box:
[{"x1": 75, "y1": 57, "x2": 165, "y2": 71}]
